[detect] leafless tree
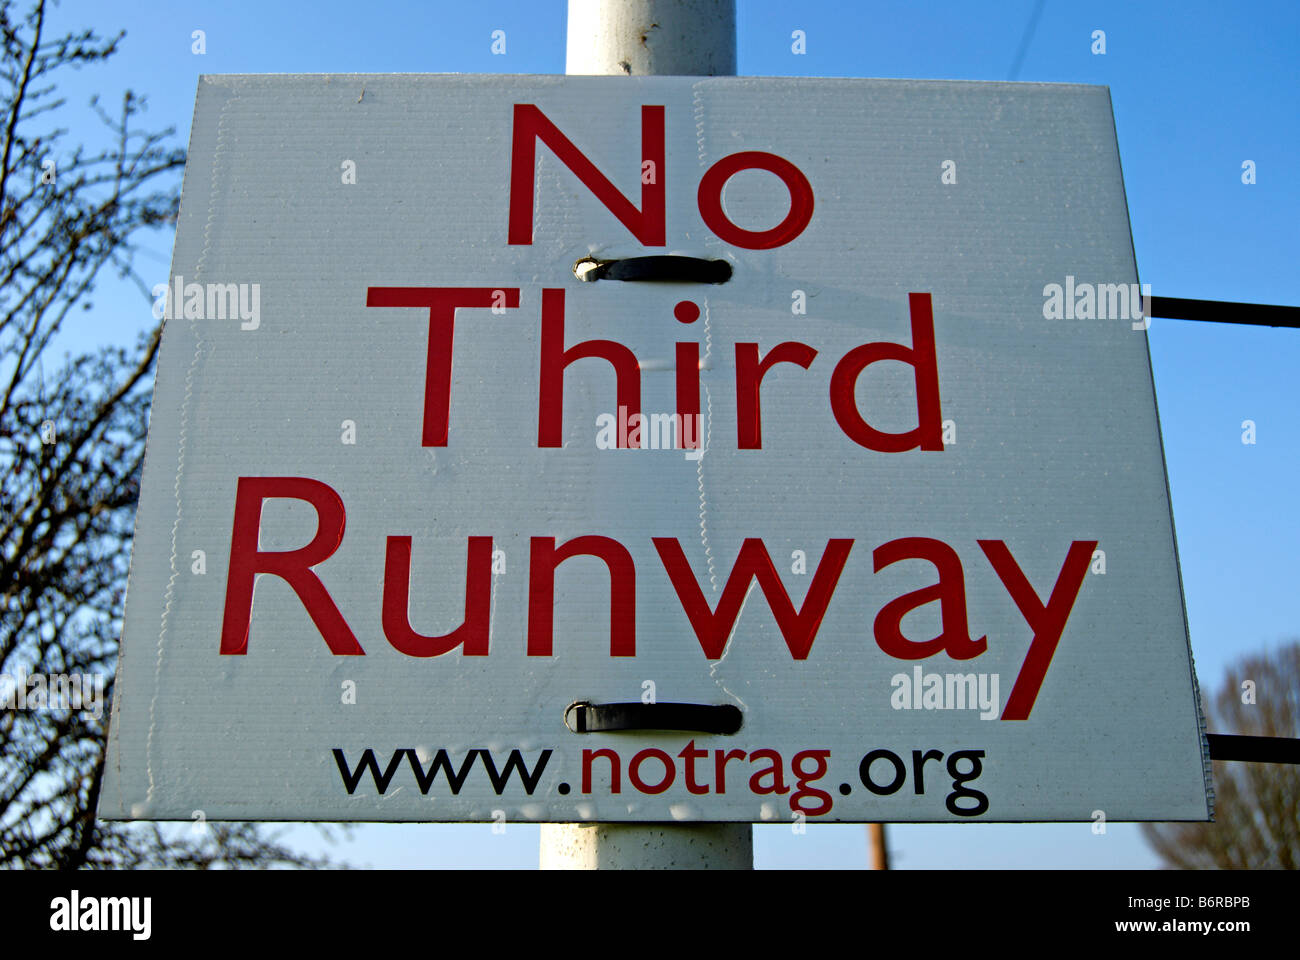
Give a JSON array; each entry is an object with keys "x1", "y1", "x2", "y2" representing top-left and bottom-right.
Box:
[
  {"x1": 1, "y1": 0, "x2": 341, "y2": 868},
  {"x1": 1142, "y1": 641, "x2": 1300, "y2": 869}
]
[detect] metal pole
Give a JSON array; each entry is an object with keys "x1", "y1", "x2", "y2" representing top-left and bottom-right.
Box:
[
  {"x1": 540, "y1": 0, "x2": 749, "y2": 870},
  {"x1": 565, "y1": 0, "x2": 736, "y2": 76}
]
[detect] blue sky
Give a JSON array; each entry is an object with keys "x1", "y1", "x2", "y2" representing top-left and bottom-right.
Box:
[{"x1": 39, "y1": 0, "x2": 1298, "y2": 868}]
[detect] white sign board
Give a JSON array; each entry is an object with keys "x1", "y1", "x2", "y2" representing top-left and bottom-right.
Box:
[{"x1": 101, "y1": 75, "x2": 1211, "y2": 824}]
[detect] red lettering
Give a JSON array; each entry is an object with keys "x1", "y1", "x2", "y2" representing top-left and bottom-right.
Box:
[
  {"x1": 509, "y1": 103, "x2": 665, "y2": 246},
  {"x1": 365, "y1": 286, "x2": 520, "y2": 447},
  {"x1": 654, "y1": 537, "x2": 853, "y2": 659},
  {"x1": 872, "y1": 537, "x2": 986, "y2": 660},
  {"x1": 582, "y1": 747, "x2": 621, "y2": 794},
  {"x1": 678, "y1": 740, "x2": 709, "y2": 795},
  {"x1": 735, "y1": 341, "x2": 817, "y2": 449},
  {"x1": 676, "y1": 342, "x2": 700, "y2": 449},
  {"x1": 830, "y1": 292, "x2": 943, "y2": 452},
  {"x1": 790, "y1": 749, "x2": 833, "y2": 815},
  {"x1": 220, "y1": 477, "x2": 362, "y2": 656},
  {"x1": 697, "y1": 151, "x2": 814, "y2": 250},
  {"x1": 527, "y1": 536, "x2": 637, "y2": 656},
  {"x1": 979, "y1": 539, "x2": 1097, "y2": 721},
  {"x1": 382, "y1": 535, "x2": 493, "y2": 657},
  {"x1": 747, "y1": 748, "x2": 790, "y2": 795},
  {"x1": 715, "y1": 748, "x2": 747, "y2": 794},
  {"x1": 628, "y1": 748, "x2": 675, "y2": 794},
  {"x1": 538, "y1": 288, "x2": 642, "y2": 448}
]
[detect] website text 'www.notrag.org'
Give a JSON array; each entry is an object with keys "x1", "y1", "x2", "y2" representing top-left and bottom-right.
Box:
[{"x1": 332, "y1": 742, "x2": 991, "y2": 817}]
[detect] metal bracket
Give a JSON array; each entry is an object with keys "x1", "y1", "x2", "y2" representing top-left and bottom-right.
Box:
[{"x1": 564, "y1": 700, "x2": 743, "y2": 735}]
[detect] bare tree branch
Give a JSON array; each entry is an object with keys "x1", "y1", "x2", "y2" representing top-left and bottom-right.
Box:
[
  {"x1": 0, "y1": 0, "x2": 349, "y2": 870},
  {"x1": 1142, "y1": 641, "x2": 1300, "y2": 869}
]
